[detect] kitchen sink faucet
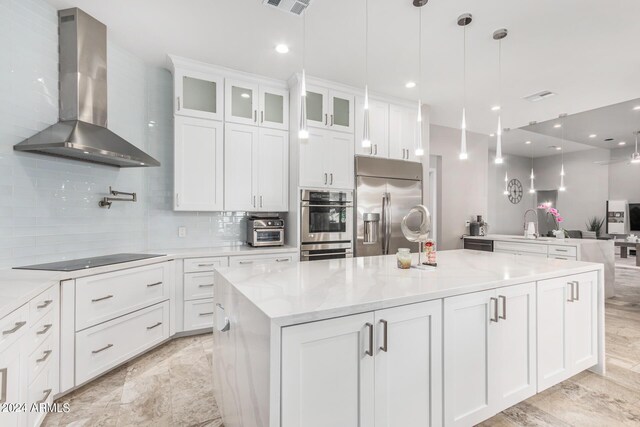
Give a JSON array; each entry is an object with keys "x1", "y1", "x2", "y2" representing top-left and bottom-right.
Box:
[{"x1": 523, "y1": 209, "x2": 539, "y2": 239}]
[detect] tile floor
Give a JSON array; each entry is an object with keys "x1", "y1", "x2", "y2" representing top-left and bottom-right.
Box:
[{"x1": 44, "y1": 266, "x2": 640, "y2": 427}]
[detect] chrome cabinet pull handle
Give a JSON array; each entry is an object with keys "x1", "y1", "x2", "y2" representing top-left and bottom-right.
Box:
[
  {"x1": 574, "y1": 281, "x2": 580, "y2": 301},
  {"x1": 36, "y1": 350, "x2": 52, "y2": 363},
  {"x1": 147, "y1": 282, "x2": 162, "y2": 287},
  {"x1": 92, "y1": 295, "x2": 113, "y2": 303},
  {"x1": 324, "y1": 113, "x2": 328, "y2": 125},
  {"x1": 2, "y1": 321, "x2": 26, "y2": 335},
  {"x1": 176, "y1": 96, "x2": 180, "y2": 111},
  {"x1": 490, "y1": 297, "x2": 499, "y2": 322},
  {"x1": 330, "y1": 173, "x2": 333, "y2": 185},
  {"x1": 147, "y1": 322, "x2": 162, "y2": 330},
  {"x1": 260, "y1": 195, "x2": 263, "y2": 208},
  {"x1": 253, "y1": 195, "x2": 256, "y2": 207},
  {"x1": 374, "y1": 144, "x2": 377, "y2": 155},
  {"x1": 36, "y1": 324, "x2": 53, "y2": 335},
  {"x1": 197, "y1": 263, "x2": 215, "y2": 267},
  {"x1": 556, "y1": 249, "x2": 568, "y2": 252},
  {"x1": 176, "y1": 193, "x2": 180, "y2": 207},
  {"x1": 36, "y1": 389, "x2": 52, "y2": 405},
  {"x1": 380, "y1": 319, "x2": 388, "y2": 352},
  {"x1": 261, "y1": 110, "x2": 264, "y2": 123},
  {"x1": 567, "y1": 282, "x2": 574, "y2": 302},
  {"x1": 275, "y1": 258, "x2": 290, "y2": 262},
  {"x1": 365, "y1": 322, "x2": 374, "y2": 356},
  {"x1": 92, "y1": 344, "x2": 113, "y2": 354},
  {"x1": 239, "y1": 261, "x2": 253, "y2": 265},
  {"x1": 330, "y1": 114, "x2": 334, "y2": 126},
  {"x1": 324, "y1": 173, "x2": 328, "y2": 185},
  {"x1": 199, "y1": 312, "x2": 214, "y2": 316},
  {"x1": 254, "y1": 110, "x2": 257, "y2": 122},
  {"x1": 37, "y1": 300, "x2": 53, "y2": 309},
  {"x1": 198, "y1": 283, "x2": 215, "y2": 288},
  {"x1": 498, "y1": 295, "x2": 507, "y2": 320},
  {"x1": 0, "y1": 368, "x2": 7, "y2": 404}
]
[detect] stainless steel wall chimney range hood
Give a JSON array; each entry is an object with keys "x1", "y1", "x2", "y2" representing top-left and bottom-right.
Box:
[{"x1": 13, "y1": 8, "x2": 160, "y2": 168}]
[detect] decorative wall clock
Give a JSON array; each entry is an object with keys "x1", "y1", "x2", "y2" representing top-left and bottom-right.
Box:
[{"x1": 507, "y1": 178, "x2": 523, "y2": 204}]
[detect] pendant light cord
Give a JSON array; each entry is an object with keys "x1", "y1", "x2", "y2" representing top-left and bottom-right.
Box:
[
  {"x1": 419, "y1": 6, "x2": 422, "y2": 91},
  {"x1": 463, "y1": 24, "x2": 467, "y2": 109},
  {"x1": 365, "y1": 0, "x2": 368, "y2": 85},
  {"x1": 303, "y1": 11, "x2": 306, "y2": 70}
]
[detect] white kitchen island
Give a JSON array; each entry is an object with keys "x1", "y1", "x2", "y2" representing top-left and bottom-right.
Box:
[{"x1": 212, "y1": 250, "x2": 605, "y2": 427}]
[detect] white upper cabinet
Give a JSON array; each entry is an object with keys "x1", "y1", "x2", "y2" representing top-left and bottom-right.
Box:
[
  {"x1": 226, "y1": 79, "x2": 289, "y2": 130},
  {"x1": 299, "y1": 129, "x2": 354, "y2": 189},
  {"x1": 225, "y1": 123, "x2": 289, "y2": 212},
  {"x1": 306, "y1": 85, "x2": 354, "y2": 134},
  {"x1": 174, "y1": 116, "x2": 224, "y2": 211},
  {"x1": 355, "y1": 97, "x2": 389, "y2": 158},
  {"x1": 389, "y1": 105, "x2": 418, "y2": 161},
  {"x1": 174, "y1": 68, "x2": 224, "y2": 121},
  {"x1": 260, "y1": 85, "x2": 289, "y2": 130}
]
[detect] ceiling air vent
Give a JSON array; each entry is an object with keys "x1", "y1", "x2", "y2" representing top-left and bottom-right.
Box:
[
  {"x1": 262, "y1": 0, "x2": 311, "y2": 15},
  {"x1": 523, "y1": 90, "x2": 556, "y2": 102}
]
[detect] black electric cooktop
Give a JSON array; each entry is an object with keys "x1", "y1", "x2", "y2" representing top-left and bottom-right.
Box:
[{"x1": 13, "y1": 253, "x2": 165, "y2": 272}]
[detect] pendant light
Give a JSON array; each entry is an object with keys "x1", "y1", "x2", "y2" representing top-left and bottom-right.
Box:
[
  {"x1": 361, "y1": 0, "x2": 371, "y2": 148},
  {"x1": 298, "y1": 12, "x2": 309, "y2": 140},
  {"x1": 457, "y1": 13, "x2": 472, "y2": 160},
  {"x1": 558, "y1": 113, "x2": 567, "y2": 191},
  {"x1": 632, "y1": 132, "x2": 640, "y2": 164},
  {"x1": 503, "y1": 171, "x2": 509, "y2": 195},
  {"x1": 414, "y1": 0, "x2": 426, "y2": 157},
  {"x1": 529, "y1": 141, "x2": 536, "y2": 194},
  {"x1": 493, "y1": 29, "x2": 508, "y2": 164}
]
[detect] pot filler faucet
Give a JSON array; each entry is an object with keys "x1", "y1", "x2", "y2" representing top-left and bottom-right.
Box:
[{"x1": 523, "y1": 209, "x2": 539, "y2": 239}]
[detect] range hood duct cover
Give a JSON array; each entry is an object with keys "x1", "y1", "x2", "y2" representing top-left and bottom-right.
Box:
[{"x1": 13, "y1": 8, "x2": 160, "y2": 168}]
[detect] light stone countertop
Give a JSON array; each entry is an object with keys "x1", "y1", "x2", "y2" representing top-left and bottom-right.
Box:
[
  {"x1": 215, "y1": 249, "x2": 604, "y2": 326},
  {"x1": 0, "y1": 244, "x2": 298, "y2": 320},
  {"x1": 464, "y1": 234, "x2": 610, "y2": 247}
]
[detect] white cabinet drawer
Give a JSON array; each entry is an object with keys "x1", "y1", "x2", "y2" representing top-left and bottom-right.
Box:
[
  {"x1": 184, "y1": 256, "x2": 228, "y2": 273},
  {"x1": 184, "y1": 273, "x2": 215, "y2": 301},
  {"x1": 494, "y1": 241, "x2": 548, "y2": 255},
  {"x1": 75, "y1": 262, "x2": 171, "y2": 331},
  {"x1": 27, "y1": 333, "x2": 54, "y2": 385},
  {"x1": 76, "y1": 301, "x2": 170, "y2": 386},
  {"x1": 27, "y1": 361, "x2": 55, "y2": 427},
  {"x1": 548, "y1": 245, "x2": 577, "y2": 257},
  {"x1": 29, "y1": 286, "x2": 56, "y2": 324},
  {"x1": 0, "y1": 304, "x2": 29, "y2": 353},
  {"x1": 550, "y1": 255, "x2": 577, "y2": 261},
  {"x1": 184, "y1": 299, "x2": 214, "y2": 331},
  {"x1": 229, "y1": 253, "x2": 295, "y2": 267},
  {"x1": 495, "y1": 249, "x2": 548, "y2": 258},
  {"x1": 27, "y1": 309, "x2": 54, "y2": 356}
]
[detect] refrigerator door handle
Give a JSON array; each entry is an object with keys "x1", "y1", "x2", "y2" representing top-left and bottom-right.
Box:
[
  {"x1": 381, "y1": 194, "x2": 387, "y2": 254},
  {"x1": 385, "y1": 192, "x2": 391, "y2": 255}
]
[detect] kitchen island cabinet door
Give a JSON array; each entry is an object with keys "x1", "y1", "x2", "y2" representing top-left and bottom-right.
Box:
[
  {"x1": 567, "y1": 272, "x2": 598, "y2": 373},
  {"x1": 494, "y1": 282, "x2": 537, "y2": 412},
  {"x1": 537, "y1": 276, "x2": 571, "y2": 391},
  {"x1": 444, "y1": 289, "x2": 497, "y2": 427},
  {"x1": 374, "y1": 300, "x2": 442, "y2": 427},
  {"x1": 281, "y1": 313, "x2": 375, "y2": 427}
]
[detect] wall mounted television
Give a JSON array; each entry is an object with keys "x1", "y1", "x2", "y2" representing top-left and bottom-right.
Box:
[{"x1": 630, "y1": 203, "x2": 640, "y2": 232}]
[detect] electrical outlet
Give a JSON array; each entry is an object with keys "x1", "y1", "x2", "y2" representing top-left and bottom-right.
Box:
[
  {"x1": 178, "y1": 227, "x2": 187, "y2": 238},
  {"x1": 465, "y1": 220, "x2": 471, "y2": 227}
]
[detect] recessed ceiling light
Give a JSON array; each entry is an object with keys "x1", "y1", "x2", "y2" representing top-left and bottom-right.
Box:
[
  {"x1": 589, "y1": 134, "x2": 597, "y2": 138},
  {"x1": 405, "y1": 81, "x2": 416, "y2": 88},
  {"x1": 241, "y1": 93, "x2": 250, "y2": 99},
  {"x1": 619, "y1": 141, "x2": 627, "y2": 146},
  {"x1": 275, "y1": 44, "x2": 289, "y2": 54},
  {"x1": 556, "y1": 147, "x2": 562, "y2": 151},
  {"x1": 553, "y1": 123, "x2": 562, "y2": 128},
  {"x1": 491, "y1": 106, "x2": 500, "y2": 111},
  {"x1": 490, "y1": 133, "x2": 495, "y2": 137},
  {"x1": 525, "y1": 140, "x2": 532, "y2": 144},
  {"x1": 633, "y1": 106, "x2": 640, "y2": 111}
]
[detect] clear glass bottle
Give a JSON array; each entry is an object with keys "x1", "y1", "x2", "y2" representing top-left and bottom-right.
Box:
[{"x1": 397, "y1": 248, "x2": 412, "y2": 269}]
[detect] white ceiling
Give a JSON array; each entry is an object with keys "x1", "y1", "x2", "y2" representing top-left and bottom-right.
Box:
[
  {"x1": 498, "y1": 129, "x2": 594, "y2": 158},
  {"x1": 521, "y1": 98, "x2": 640, "y2": 150},
  {"x1": 46, "y1": 0, "x2": 640, "y2": 137}
]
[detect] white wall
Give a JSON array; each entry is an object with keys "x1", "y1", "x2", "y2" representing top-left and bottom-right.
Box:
[
  {"x1": 532, "y1": 149, "x2": 610, "y2": 231},
  {"x1": 608, "y1": 145, "x2": 640, "y2": 203},
  {"x1": 0, "y1": 0, "x2": 247, "y2": 268},
  {"x1": 429, "y1": 124, "x2": 489, "y2": 250},
  {"x1": 488, "y1": 152, "x2": 537, "y2": 235}
]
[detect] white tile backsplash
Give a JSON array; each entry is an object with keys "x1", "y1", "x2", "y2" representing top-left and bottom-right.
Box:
[{"x1": 0, "y1": 0, "x2": 248, "y2": 268}]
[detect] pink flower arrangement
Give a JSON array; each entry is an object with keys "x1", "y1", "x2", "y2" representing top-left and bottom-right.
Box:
[{"x1": 538, "y1": 204, "x2": 564, "y2": 228}]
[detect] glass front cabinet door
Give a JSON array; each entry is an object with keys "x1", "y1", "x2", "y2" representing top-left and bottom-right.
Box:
[
  {"x1": 260, "y1": 86, "x2": 289, "y2": 130},
  {"x1": 174, "y1": 69, "x2": 224, "y2": 121},
  {"x1": 305, "y1": 85, "x2": 354, "y2": 134},
  {"x1": 225, "y1": 79, "x2": 260, "y2": 126}
]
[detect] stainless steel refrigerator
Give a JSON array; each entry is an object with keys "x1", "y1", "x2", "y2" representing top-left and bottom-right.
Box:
[{"x1": 355, "y1": 156, "x2": 423, "y2": 257}]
